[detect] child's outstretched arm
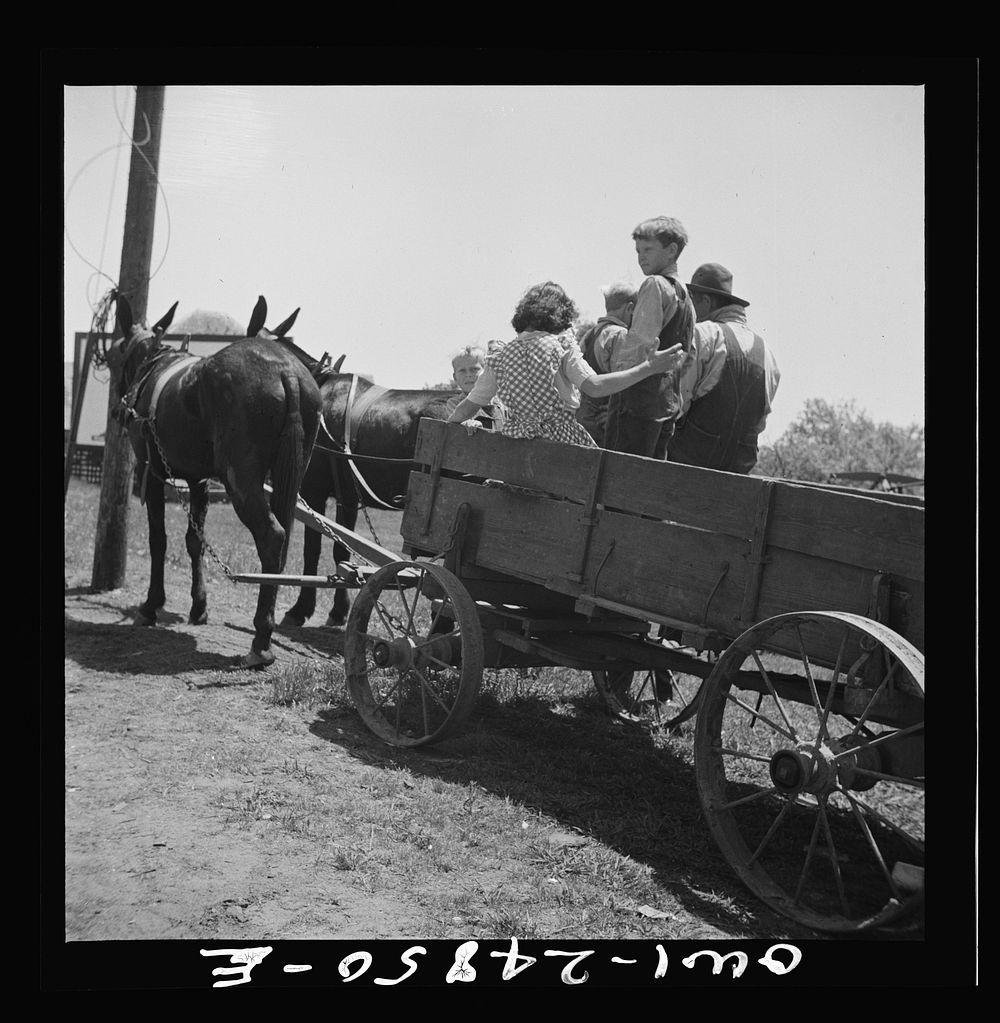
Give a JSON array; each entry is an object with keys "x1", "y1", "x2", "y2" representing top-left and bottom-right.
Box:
[
  {"x1": 580, "y1": 344, "x2": 688, "y2": 398},
  {"x1": 446, "y1": 396, "x2": 487, "y2": 433}
]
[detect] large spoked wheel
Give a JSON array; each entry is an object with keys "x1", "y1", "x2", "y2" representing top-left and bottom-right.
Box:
[
  {"x1": 592, "y1": 663, "x2": 706, "y2": 732},
  {"x1": 694, "y1": 611, "x2": 924, "y2": 934},
  {"x1": 344, "y1": 561, "x2": 484, "y2": 747}
]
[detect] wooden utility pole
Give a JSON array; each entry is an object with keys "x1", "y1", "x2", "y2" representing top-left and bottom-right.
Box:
[{"x1": 91, "y1": 86, "x2": 165, "y2": 591}]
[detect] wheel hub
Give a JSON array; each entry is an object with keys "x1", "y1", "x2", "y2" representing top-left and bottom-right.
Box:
[
  {"x1": 769, "y1": 744, "x2": 837, "y2": 796},
  {"x1": 372, "y1": 636, "x2": 417, "y2": 669}
]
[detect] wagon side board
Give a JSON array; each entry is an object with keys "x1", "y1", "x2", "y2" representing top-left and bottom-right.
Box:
[{"x1": 402, "y1": 420, "x2": 924, "y2": 662}]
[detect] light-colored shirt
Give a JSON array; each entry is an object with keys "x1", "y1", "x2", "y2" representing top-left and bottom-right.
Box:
[
  {"x1": 611, "y1": 267, "x2": 680, "y2": 372},
  {"x1": 677, "y1": 305, "x2": 781, "y2": 432},
  {"x1": 468, "y1": 332, "x2": 594, "y2": 411}
]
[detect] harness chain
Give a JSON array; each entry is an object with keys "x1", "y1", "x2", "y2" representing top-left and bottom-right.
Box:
[{"x1": 122, "y1": 400, "x2": 238, "y2": 582}]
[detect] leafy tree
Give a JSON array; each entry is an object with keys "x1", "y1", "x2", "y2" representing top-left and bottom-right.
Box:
[
  {"x1": 756, "y1": 398, "x2": 924, "y2": 485},
  {"x1": 172, "y1": 310, "x2": 247, "y2": 336}
]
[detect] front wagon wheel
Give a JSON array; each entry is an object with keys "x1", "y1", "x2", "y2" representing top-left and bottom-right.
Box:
[
  {"x1": 694, "y1": 611, "x2": 924, "y2": 934},
  {"x1": 344, "y1": 561, "x2": 484, "y2": 747}
]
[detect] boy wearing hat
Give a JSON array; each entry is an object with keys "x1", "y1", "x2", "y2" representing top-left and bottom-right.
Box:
[
  {"x1": 606, "y1": 216, "x2": 697, "y2": 458},
  {"x1": 668, "y1": 263, "x2": 780, "y2": 474}
]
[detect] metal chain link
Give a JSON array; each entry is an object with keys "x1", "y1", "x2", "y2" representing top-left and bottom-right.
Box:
[{"x1": 125, "y1": 403, "x2": 238, "y2": 582}]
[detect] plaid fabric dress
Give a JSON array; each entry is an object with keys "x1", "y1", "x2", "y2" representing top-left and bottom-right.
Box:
[{"x1": 488, "y1": 331, "x2": 597, "y2": 448}]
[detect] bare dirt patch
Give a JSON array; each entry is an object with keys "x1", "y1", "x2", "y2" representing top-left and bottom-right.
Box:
[{"x1": 64, "y1": 571, "x2": 434, "y2": 942}]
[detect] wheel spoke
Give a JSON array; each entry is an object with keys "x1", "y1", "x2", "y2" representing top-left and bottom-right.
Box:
[
  {"x1": 396, "y1": 567, "x2": 423, "y2": 635},
  {"x1": 416, "y1": 651, "x2": 456, "y2": 672},
  {"x1": 818, "y1": 799, "x2": 851, "y2": 917},
  {"x1": 723, "y1": 689, "x2": 796, "y2": 741},
  {"x1": 420, "y1": 669, "x2": 430, "y2": 734},
  {"x1": 850, "y1": 767, "x2": 925, "y2": 790},
  {"x1": 719, "y1": 785, "x2": 782, "y2": 811},
  {"x1": 749, "y1": 649, "x2": 797, "y2": 738},
  {"x1": 846, "y1": 795, "x2": 901, "y2": 900},
  {"x1": 411, "y1": 667, "x2": 454, "y2": 715},
  {"x1": 832, "y1": 723, "x2": 924, "y2": 761},
  {"x1": 793, "y1": 625, "x2": 825, "y2": 724},
  {"x1": 844, "y1": 790, "x2": 925, "y2": 851},
  {"x1": 846, "y1": 657, "x2": 902, "y2": 740},
  {"x1": 719, "y1": 746, "x2": 773, "y2": 765},
  {"x1": 793, "y1": 807, "x2": 825, "y2": 905},
  {"x1": 748, "y1": 796, "x2": 795, "y2": 863},
  {"x1": 373, "y1": 596, "x2": 401, "y2": 637},
  {"x1": 371, "y1": 673, "x2": 403, "y2": 713},
  {"x1": 818, "y1": 626, "x2": 851, "y2": 741}
]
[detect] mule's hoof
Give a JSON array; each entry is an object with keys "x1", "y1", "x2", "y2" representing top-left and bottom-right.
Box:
[
  {"x1": 189, "y1": 612, "x2": 208, "y2": 626},
  {"x1": 241, "y1": 649, "x2": 276, "y2": 669},
  {"x1": 279, "y1": 613, "x2": 305, "y2": 629},
  {"x1": 324, "y1": 615, "x2": 346, "y2": 630}
]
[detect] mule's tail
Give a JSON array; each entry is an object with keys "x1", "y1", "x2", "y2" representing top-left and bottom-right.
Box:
[{"x1": 270, "y1": 370, "x2": 312, "y2": 568}]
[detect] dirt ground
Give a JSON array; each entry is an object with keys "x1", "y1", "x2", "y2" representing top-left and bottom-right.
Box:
[{"x1": 63, "y1": 561, "x2": 437, "y2": 944}]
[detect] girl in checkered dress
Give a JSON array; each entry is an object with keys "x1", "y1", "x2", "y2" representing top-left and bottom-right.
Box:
[{"x1": 447, "y1": 282, "x2": 688, "y2": 449}]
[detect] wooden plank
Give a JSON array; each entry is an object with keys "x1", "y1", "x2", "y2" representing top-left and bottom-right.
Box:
[
  {"x1": 231, "y1": 566, "x2": 422, "y2": 588},
  {"x1": 412, "y1": 420, "x2": 760, "y2": 537},
  {"x1": 411, "y1": 420, "x2": 924, "y2": 580},
  {"x1": 403, "y1": 472, "x2": 750, "y2": 630},
  {"x1": 782, "y1": 477, "x2": 925, "y2": 506},
  {"x1": 403, "y1": 471, "x2": 924, "y2": 658},
  {"x1": 766, "y1": 483, "x2": 923, "y2": 582}
]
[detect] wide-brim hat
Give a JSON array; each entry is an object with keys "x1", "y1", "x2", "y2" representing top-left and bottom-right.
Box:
[{"x1": 687, "y1": 263, "x2": 749, "y2": 307}]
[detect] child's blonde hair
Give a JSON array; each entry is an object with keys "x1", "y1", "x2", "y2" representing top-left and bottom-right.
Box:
[
  {"x1": 602, "y1": 282, "x2": 638, "y2": 313},
  {"x1": 451, "y1": 345, "x2": 486, "y2": 369}
]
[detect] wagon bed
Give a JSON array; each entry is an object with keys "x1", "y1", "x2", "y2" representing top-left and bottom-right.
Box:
[{"x1": 342, "y1": 419, "x2": 925, "y2": 934}]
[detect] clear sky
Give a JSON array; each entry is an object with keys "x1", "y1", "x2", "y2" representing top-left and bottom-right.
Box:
[{"x1": 63, "y1": 84, "x2": 926, "y2": 443}]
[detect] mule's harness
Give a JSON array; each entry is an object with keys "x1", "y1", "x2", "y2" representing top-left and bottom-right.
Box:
[
  {"x1": 119, "y1": 346, "x2": 204, "y2": 503},
  {"x1": 318, "y1": 374, "x2": 402, "y2": 512}
]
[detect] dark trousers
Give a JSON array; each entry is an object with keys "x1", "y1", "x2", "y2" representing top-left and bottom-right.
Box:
[{"x1": 605, "y1": 405, "x2": 674, "y2": 459}]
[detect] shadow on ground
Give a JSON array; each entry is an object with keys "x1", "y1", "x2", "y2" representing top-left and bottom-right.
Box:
[{"x1": 305, "y1": 691, "x2": 924, "y2": 945}]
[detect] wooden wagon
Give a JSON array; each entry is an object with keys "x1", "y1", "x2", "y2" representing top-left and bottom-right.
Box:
[{"x1": 334, "y1": 419, "x2": 924, "y2": 935}]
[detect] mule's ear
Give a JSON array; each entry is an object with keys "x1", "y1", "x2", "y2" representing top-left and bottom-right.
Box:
[
  {"x1": 116, "y1": 295, "x2": 134, "y2": 339},
  {"x1": 247, "y1": 295, "x2": 267, "y2": 337},
  {"x1": 151, "y1": 301, "x2": 179, "y2": 336},
  {"x1": 272, "y1": 307, "x2": 300, "y2": 338},
  {"x1": 333, "y1": 353, "x2": 346, "y2": 374}
]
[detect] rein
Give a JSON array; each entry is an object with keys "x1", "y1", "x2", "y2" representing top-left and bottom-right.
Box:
[
  {"x1": 313, "y1": 427, "x2": 419, "y2": 466},
  {"x1": 335, "y1": 376, "x2": 403, "y2": 511}
]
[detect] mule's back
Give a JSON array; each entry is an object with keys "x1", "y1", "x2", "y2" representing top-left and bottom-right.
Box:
[{"x1": 197, "y1": 338, "x2": 322, "y2": 476}]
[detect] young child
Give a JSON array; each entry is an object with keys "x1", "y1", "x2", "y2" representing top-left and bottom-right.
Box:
[
  {"x1": 576, "y1": 282, "x2": 638, "y2": 445},
  {"x1": 448, "y1": 345, "x2": 503, "y2": 430},
  {"x1": 446, "y1": 281, "x2": 685, "y2": 447},
  {"x1": 450, "y1": 345, "x2": 486, "y2": 396}
]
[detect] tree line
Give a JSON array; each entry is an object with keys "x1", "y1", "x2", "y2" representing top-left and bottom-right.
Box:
[{"x1": 755, "y1": 398, "x2": 924, "y2": 488}]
